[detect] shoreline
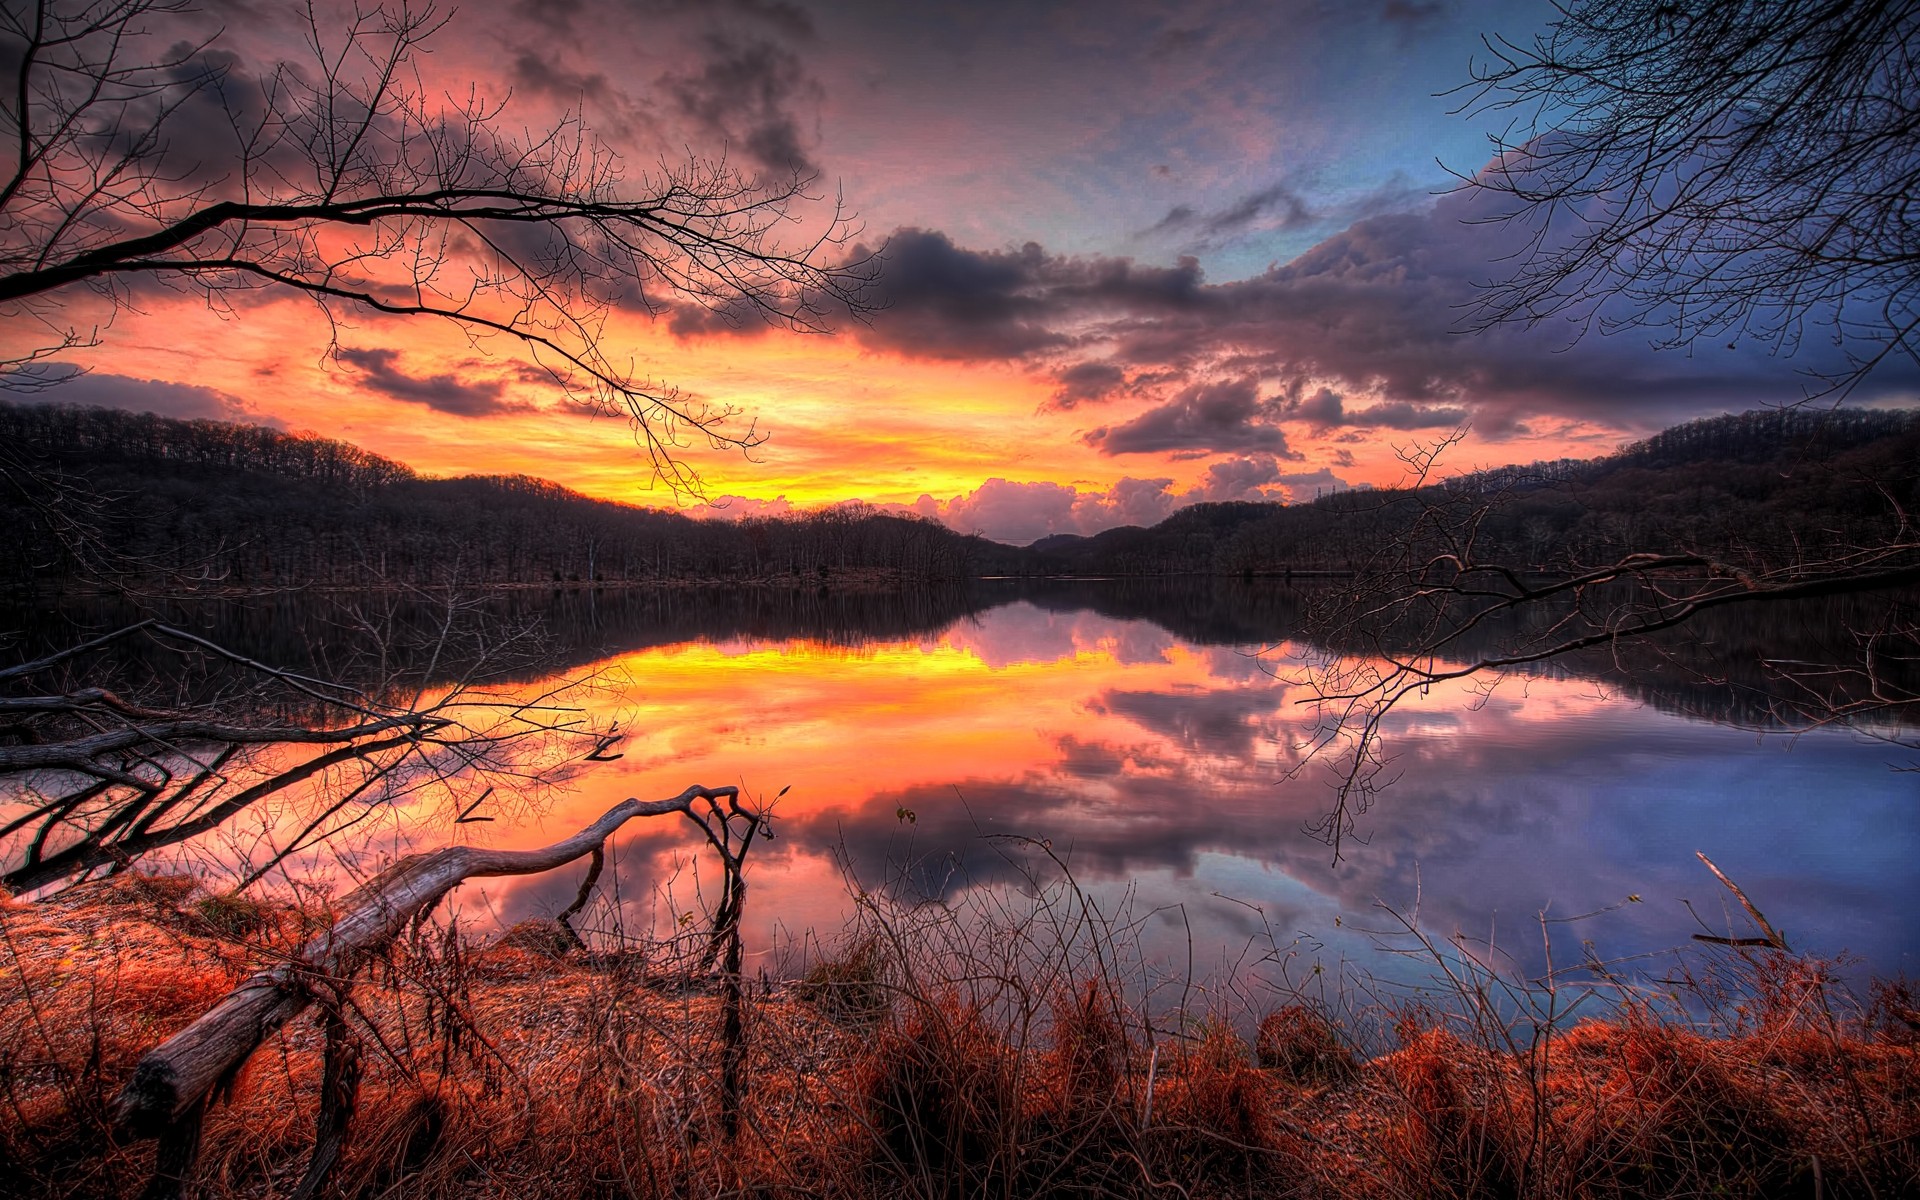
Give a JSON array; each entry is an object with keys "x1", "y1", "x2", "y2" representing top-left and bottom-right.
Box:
[{"x1": 5, "y1": 873, "x2": 1915, "y2": 1199}]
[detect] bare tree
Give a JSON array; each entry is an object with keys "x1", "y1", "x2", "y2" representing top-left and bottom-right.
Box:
[
  {"x1": 1, "y1": 0, "x2": 872, "y2": 490},
  {"x1": 1293, "y1": 426, "x2": 1920, "y2": 858},
  {"x1": 0, "y1": 595, "x2": 613, "y2": 894},
  {"x1": 1283, "y1": 0, "x2": 1920, "y2": 858},
  {"x1": 0, "y1": 0, "x2": 875, "y2": 880},
  {"x1": 1452, "y1": 0, "x2": 1920, "y2": 394}
]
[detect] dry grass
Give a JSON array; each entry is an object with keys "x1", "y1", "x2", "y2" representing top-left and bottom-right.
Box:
[{"x1": 1, "y1": 878, "x2": 1915, "y2": 1200}]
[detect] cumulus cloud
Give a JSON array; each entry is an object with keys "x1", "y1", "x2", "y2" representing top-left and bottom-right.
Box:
[
  {"x1": 338, "y1": 348, "x2": 530, "y2": 418},
  {"x1": 1084, "y1": 376, "x2": 1295, "y2": 457},
  {"x1": 941, "y1": 479, "x2": 1089, "y2": 543},
  {"x1": 1192, "y1": 455, "x2": 1283, "y2": 502},
  {"x1": 920, "y1": 476, "x2": 1183, "y2": 544},
  {"x1": 818, "y1": 165, "x2": 1918, "y2": 440},
  {"x1": 909, "y1": 458, "x2": 1365, "y2": 544},
  {"x1": 846, "y1": 229, "x2": 1205, "y2": 361}
]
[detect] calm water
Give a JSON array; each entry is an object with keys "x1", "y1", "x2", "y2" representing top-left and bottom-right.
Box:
[{"x1": 10, "y1": 581, "x2": 1918, "y2": 988}]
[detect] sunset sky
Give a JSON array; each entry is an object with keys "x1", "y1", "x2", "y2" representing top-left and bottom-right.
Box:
[{"x1": 22, "y1": 0, "x2": 1920, "y2": 544}]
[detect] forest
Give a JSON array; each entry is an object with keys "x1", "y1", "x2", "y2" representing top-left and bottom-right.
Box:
[{"x1": 6, "y1": 400, "x2": 1917, "y2": 592}]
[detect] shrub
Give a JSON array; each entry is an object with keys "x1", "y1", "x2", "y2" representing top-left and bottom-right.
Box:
[
  {"x1": 855, "y1": 996, "x2": 1017, "y2": 1197},
  {"x1": 795, "y1": 935, "x2": 891, "y2": 1025},
  {"x1": 1256, "y1": 1004, "x2": 1356, "y2": 1085}
]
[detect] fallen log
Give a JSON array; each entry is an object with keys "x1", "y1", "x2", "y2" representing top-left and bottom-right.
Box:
[{"x1": 113, "y1": 784, "x2": 742, "y2": 1140}]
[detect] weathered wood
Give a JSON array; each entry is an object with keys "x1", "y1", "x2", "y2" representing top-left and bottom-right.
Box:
[
  {"x1": 287, "y1": 1008, "x2": 361, "y2": 1200},
  {"x1": 556, "y1": 843, "x2": 606, "y2": 950},
  {"x1": 113, "y1": 784, "x2": 740, "y2": 1138},
  {"x1": 1693, "y1": 850, "x2": 1790, "y2": 952},
  {"x1": 134, "y1": 1099, "x2": 204, "y2": 1200}
]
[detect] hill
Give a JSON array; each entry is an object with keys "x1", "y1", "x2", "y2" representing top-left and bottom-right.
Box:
[
  {"x1": 5, "y1": 401, "x2": 1917, "y2": 590},
  {"x1": 0, "y1": 403, "x2": 994, "y2": 591}
]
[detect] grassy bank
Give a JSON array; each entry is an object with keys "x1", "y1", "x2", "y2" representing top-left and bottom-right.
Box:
[{"x1": 3, "y1": 873, "x2": 1915, "y2": 1199}]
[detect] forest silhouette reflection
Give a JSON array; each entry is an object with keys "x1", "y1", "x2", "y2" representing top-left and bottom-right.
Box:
[{"x1": 7, "y1": 580, "x2": 1915, "y2": 983}]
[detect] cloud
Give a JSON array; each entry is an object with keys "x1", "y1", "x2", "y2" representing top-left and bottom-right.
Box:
[
  {"x1": 1192, "y1": 454, "x2": 1283, "y2": 502},
  {"x1": 940, "y1": 478, "x2": 1088, "y2": 543},
  {"x1": 1285, "y1": 386, "x2": 1467, "y2": 430},
  {"x1": 1084, "y1": 376, "x2": 1295, "y2": 456},
  {"x1": 1185, "y1": 455, "x2": 1354, "y2": 503},
  {"x1": 699, "y1": 494, "x2": 799, "y2": 519},
  {"x1": 826, "y1": 160, "x2": 1920, "y2": 440},
  {"x1": 1380, "y1": 0, "x2": 1449, "y2": 25},
  {"x1": 661, "y1": 32, "x2": 820, "y2": 174},
  {"x1": 844, "y1": 229, "x2": 1206, "y2": 361},
  {"x1": 1273, "y1": 467, "x2": 1352, "y2": 496},
  {"x1": 909, "y1": 457, "x2": 1365, "y2": 543},
  {"x1": 929, "y1": 476, "x2": 1182, "y2": 544},
  {"x1": 337, "y1": 348, "x2": 529, "y2": 418},
  {"x1": 11, "y1": 367, "x2": 273, "y2": 425},
  {"x1": 1049, "y1": 360, "x2": 1130, "y2": 409},
  {"x1": 510, "y1": 49, "x2": 613, "y2": 102},
  {"x1": 1145, "y1": 180, "x2": 1316, "y2": 247}
]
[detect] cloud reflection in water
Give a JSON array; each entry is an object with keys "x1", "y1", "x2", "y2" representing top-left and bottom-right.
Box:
[{"x1": 469, "y1": 597, "x2": 1917, "y2": 987}]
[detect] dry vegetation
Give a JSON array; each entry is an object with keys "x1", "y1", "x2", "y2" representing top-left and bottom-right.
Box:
[{"x1": 1, "y1": 872, "x2": 1915, "y2": 1200}]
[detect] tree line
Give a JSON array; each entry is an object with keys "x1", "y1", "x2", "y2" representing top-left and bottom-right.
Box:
[
  {"x1": 1, "y1": 403, "x2": 992, "y2": 592},
  {"x1": 1024, "y1": 408, "x2": 1920, "y2": 579},
  {"x1": 5, "y1": 400, "x2": 1917, "y2": 593}
]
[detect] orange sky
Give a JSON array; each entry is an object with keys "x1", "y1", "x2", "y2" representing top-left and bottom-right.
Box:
[
  {"x1": 47, "y1": 282, "x2": 1626, "y2": 520},
  {"x1": 11, "y1": 0, "x2": 1911, "y2": 545}
]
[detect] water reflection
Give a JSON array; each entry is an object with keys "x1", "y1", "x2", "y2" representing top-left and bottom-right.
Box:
[
  {"x1": 6, "y1": 583, "x2": 1915, "y2": 986},
  {"x1": 470, "y1": 595, "x2": 1917, "y2": 986}
]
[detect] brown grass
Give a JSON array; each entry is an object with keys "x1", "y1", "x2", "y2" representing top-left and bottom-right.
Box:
[{"x1": 1, "y1": 881, "x2": 1915, "y2": 1200}]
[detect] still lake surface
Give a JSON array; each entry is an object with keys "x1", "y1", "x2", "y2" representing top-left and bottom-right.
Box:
[{"x1": 16, "y1": 579, "x2": 1919, "y2": 990}]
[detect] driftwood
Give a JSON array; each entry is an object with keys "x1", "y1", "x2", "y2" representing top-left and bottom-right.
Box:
[
  {"x1": 1690, "y1": 849, "x2": 1791, "y2": 952},
  {"x1": 113, "y1": 784, "x2": 742, "y2": 1142}
]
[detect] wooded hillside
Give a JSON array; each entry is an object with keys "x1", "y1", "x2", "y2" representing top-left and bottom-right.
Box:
[{"x1": 6, "y1": 401, "x2": 1917, "y2": 590}]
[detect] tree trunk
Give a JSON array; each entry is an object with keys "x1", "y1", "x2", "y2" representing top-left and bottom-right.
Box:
[{"x1": 113, "y1": 784, "x2": 740, "y2": 1138}]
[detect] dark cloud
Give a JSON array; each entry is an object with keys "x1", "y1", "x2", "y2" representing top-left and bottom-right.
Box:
[
  {"x1": 1285, "y1": 386, "x2": 1467, "y2": 430},
  {"x1": 338, "y1": 348, "x2": 528, "y2": 418},
  {"x1": 1089, "y1": 685, "x2": 1281, "y2": 758},
  {"x1": 1290, "y1": 386, "x2": 1345, "y2": 425},
  {"x1": 641, "y1": 0, "x2": 814, "y2": 38},
  {"x1": 511, "y1": 0, "x2": 587, "y2": 30},
  {"x1": 830, "y1": 154, "x2": 1920, "y2": 439},
  {"x1": 845, "y1": 229, "x2": 1206, "y2": 361},
  {"x1": 1148, "y1": 181, "x2": 1316, "y2": 246},
  {"x1": 1084, "y1": 376, "x2": 1295, "y2": 457},
  {"x1": 1049, "y1": 360, "x2": 1129, "y2": 409},
  {"x1": 855, "y1": 231, "x2": 1066, "y2": 359},
  {"x1": 510, "y1": 50, "x2": 612, "y2": 102},
  {"x1": 661, "y1": 32, "x2": 819, "y2": 174},
  {"x1": 12, "y1": 368, "x2": 274, "y2": 425}
]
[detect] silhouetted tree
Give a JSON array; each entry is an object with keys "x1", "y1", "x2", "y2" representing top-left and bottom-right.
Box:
[
  {"x1": 1, "y1": 0, "x2": 871, "y2": 488},
  {"x1": 1289, "y1": 0, "x2": 1920, "y2": 854},
  {"x1": 1455, "y1": 0, "x2": 1919, "y2": 392}
]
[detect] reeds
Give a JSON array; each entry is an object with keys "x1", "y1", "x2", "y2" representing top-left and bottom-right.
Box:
[{"x1": 2, "y1": 867, "x2": 1915, "y2": 1200}]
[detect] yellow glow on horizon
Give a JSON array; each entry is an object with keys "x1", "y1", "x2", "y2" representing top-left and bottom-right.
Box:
[{"x1": 44, "y1": 285, "x2": 1638, "y2": 517}]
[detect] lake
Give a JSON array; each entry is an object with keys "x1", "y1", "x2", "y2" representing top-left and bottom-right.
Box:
[{"x1": 7, "y1": 580, "x2": 1916, "y2": 994}]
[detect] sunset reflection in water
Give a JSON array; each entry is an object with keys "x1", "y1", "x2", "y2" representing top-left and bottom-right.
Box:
[{"x1": 424, "y1": 598, "x2": 1920, "y2": 988}]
